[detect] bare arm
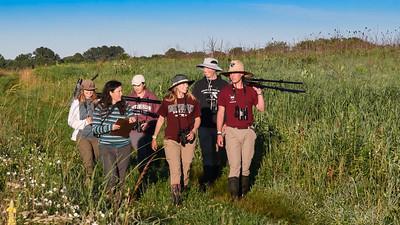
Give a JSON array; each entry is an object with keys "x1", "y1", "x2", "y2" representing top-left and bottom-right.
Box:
[
  {"x1": 216, "y1": 106, "x2": 225, "y2": 147},
  {"x1": 151, "y1": 116, "x2": 165, "y2": 150},
  {"x1": 187, "y1": 117, "x2": 201, "y2": 141},
  {"x1": 253, "y1": 87, "x2": 265, "y2": 112}
]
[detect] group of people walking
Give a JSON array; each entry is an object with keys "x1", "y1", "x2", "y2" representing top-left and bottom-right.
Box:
[{"x1": 67, "y1": 58, "x2": 265, "y2": 204}]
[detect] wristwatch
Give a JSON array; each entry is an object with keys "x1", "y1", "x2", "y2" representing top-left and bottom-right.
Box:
[
  {"x1": 217, "y1": 131, "x2": 223, "y2": 135},
  {"x1": 152, "y1": 135, "x2": 157, "y2": 139}
]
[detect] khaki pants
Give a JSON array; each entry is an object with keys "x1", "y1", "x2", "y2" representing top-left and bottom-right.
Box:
[
  {"x1": 77, "y1": 136, "x2": 100, "y2": 176},
  {"x1": 225, "y1": 126, "x2": 257, "y2": 178},
  {"x1": 164, "y1": 139, "x2": 195, "y2": 186}
]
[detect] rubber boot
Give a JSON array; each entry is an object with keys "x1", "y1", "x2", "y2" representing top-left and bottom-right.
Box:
[
  {"x1": 228, "y1": 177, "x2": 239, "y2": 199},
  {"x1": 241, "y1": 176, "x2": 250, "y2": 197},
  {"x1": 171, "y1": 184, "x2": 181, "y2": 205}
]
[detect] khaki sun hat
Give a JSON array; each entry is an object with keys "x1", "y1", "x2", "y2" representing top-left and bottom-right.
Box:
[
  {"x1": 168, "y1": 74, "x2": 194, "y2": 90},
  {"x1": 81, "y1": 79, "x2": 96, "y2": 90},
  {"x1": 220, "y1": 60, "x2": 253, "y2": 77},
  {"x1": 196, "y1": 57, "x2": 223, "y2": 71}
]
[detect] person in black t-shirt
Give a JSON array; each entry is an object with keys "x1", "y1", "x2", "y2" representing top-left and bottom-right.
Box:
[{"x1": 192, "y1": 57, "x2": 228, "y2": 189}]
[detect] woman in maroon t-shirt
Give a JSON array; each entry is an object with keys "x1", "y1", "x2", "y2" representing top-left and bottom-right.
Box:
[
  {"x1": 151, "y1": 74, "x2": 201, "y2": 205},
  {"x1": 128, "y1": 74, "x2": 160, "y2": 173}
]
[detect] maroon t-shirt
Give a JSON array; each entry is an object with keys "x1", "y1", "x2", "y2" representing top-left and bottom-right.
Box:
[
  {"x1": 128, "y1": 89, "x2": 160, "y2": 122},
  {"x1": 217, "y1": 85, "x2": 258, "y2": 128},
  {"x1": 157, "y1": 96, "x2": 201, "y2": 142},
  {"x1": 128, "y1": 89, "x2": 160, "y2": 134}
]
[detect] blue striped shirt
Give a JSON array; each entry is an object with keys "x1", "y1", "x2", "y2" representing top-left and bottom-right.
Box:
[{"x1": 92, "y1": 103, "x2": 134, "y2": 148}]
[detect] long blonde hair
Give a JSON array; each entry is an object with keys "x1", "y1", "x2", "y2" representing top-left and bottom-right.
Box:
[{"x1": 165, "y1": 86, "x2": 196, "y2": 103}]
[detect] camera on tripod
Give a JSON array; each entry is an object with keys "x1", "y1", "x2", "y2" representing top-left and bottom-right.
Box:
[
  {"x1": 178, "y1": 128, "x2": 193, "y2": 146},
  {"x1": 234, "y1": 105, "x2": 248, "y2": 121}
]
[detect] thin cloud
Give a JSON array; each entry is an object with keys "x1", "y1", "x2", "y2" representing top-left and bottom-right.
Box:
[{"x1": 248, "y1": 3, "x2": 399, "y2": 22}]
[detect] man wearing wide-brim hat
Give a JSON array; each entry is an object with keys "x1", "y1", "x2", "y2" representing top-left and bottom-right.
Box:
[
  {"x1": 192, "y1": 57, "x2": 228, "y2": 189},
  {"x1": 216, "y1": 60, "x2": 265, "y2": 199}
]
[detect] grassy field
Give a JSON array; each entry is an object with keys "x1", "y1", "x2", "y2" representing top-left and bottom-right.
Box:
[{"x1": 1, "y1": 47, "x2": 399, "y2": 224}]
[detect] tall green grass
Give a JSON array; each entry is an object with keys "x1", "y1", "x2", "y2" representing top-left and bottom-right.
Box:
[{"x1": 1, "y1": 47, "x2": 399, "y2": 224}]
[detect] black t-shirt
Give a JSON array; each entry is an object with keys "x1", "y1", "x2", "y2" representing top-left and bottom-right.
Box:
[{"x1": 192, "y1": 76, "x2": 228, "y2": 127}]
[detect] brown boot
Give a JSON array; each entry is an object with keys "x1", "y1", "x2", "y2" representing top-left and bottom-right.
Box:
[
  {"x1": 241, "y1": 176, "x2": 250, "y2": 197},
  {"x1": 171, "y1": 184, "x2": 182, "y2": 205}
]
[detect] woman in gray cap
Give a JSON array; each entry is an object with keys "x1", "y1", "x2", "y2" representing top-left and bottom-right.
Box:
[
  {"x1": 67, "y1": 79, "x2": 99, "y2": 183},
  {"x1": 192, "y1": 58, "x2": 228, "y2": 189},
  {"x1": 151, "y1": 74, "x2": 201, "y2": 205}
]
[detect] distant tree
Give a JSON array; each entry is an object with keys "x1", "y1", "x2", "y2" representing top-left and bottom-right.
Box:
[
  {"x1": 164, "y1": 48, "x2": 187, "y2": 58},
  {"x1": 188, "y1": 51, "x2": 206, "y2": 58},
  {"x1": 13, "y1": 53, "x2": 34, "y2": 69},
  {"x1": 264, "y1": 41, "x2": 290, "y2": 53},
  {"x1": 63, "y1": 53, "x2": 85, "y2": 63},
  {"x1": 33, "y1": 47, "x2": 60, "y2": 66},
  {"x1": 0, "y1": 54, "x2": 6, "y2": 68},
  {"x1": 228, "y1": 47, "x2": 244, "y2": 56},
  {"x1": 83, "y1": 45, "x2": 126, "y2": 61},
  {"x1": 150, "y1": 54, "x2": 164, "y2": 59}
]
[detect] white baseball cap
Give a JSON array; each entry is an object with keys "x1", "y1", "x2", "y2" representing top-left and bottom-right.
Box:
[{"x1": 131, "y1": 74, "x2": 145, "y2": 85}]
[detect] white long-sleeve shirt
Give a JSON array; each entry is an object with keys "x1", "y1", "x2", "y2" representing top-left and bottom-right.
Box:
[{"x1": 67, "y1": 99, "x2": 88, "y2": 141}]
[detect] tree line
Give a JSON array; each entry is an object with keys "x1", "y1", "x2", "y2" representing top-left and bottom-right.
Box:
[
  {"x1": 0, "y1": 37, "x2": 384, "y2": 70},
  {"x1": 0, "y1": 46, "x2": 127, "y2": 70}
]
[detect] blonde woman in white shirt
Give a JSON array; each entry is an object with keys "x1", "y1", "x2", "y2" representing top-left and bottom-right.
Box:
[{"x1": 68, "y1": 80, "x2": 99, "y2": 180}]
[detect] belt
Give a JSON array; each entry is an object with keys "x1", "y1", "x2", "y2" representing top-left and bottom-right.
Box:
[{"x1": 228, "y1": 125, "x2": 254, "y2": 130}]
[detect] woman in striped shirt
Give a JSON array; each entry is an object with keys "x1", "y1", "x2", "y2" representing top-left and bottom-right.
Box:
[{"x1": 92, "y1": 80, "x2": 136, "y2": 190}]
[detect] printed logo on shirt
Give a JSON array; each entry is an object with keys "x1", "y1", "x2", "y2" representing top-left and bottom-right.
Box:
[
  {"x1": 229, "y1": 94, "x2": 236, "y2": 103},
  {"x1": 201, "y1": 88, "x2": 220, "y2": 99},
  {"x1": 168, "y1": 104, "x2": 194, "y2": 117},
  {"x1": 131, "y1": 104, "x2": 152, "y2": 111}
]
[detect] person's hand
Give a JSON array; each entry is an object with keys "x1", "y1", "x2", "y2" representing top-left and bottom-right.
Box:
[
  {"x1": 217, "y1": 134, "x2": 224, "y2": 147},
  {"x1": 151, "y1": 139, "x2": 158, "y2": 151},
  {"x1": 140, "y1": 122, "x2": 148, "y2": 131},
  {"x1": 112, "y1": 124, "x2": 120, "y2": 131},
  {"x1": 128, "y1": 117, "x2": 136, "y2": 123},
  {"x1": 86, "y1": 116, "x2": 93, "y2": 124},
  {"x1": 252, "y1": 86, "x2": 262, "y2": 95},
  {"x1": 186, "y1": 130, "x2": 196, "y2": 141},
  {"x1": 222, "y1": 124, "x2": 227, "y2": 133}
]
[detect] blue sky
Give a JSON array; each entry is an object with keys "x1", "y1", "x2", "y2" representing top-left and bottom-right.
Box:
[{"x1": 0, "y1": 0, "x2": 399, "y2": 59}]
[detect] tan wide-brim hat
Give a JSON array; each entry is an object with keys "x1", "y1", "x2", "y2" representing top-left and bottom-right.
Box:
[{"x1": 220, "y1": 60, "x2": 253, "y2": 77}]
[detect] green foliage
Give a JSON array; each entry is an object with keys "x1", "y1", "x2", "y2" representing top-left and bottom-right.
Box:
[
  {"x1": 33, "y1": 47, "x2": 60, "y2": 66},
  {"x1": 0, "y1": 47, "x2": 400, "y2": 224},
  {"x1": 13, "y1": 53, "x2": 34, "y2": 69},
  {"x1": 0, "y1": 54, "x2": 6, "y2": 68},
  {"x1": 83, "y1": 45, "x2": 125, "y2": 61},
  {"x1": 62, "y1": 53, "x2": 85, "y2": 64}
]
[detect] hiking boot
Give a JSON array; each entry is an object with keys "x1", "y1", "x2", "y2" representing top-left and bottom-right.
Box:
[
  {"x1": 171, "y1": 184, "x2": 182, "y2": 205},
  {"x1": 228, "y1": 177, "x2": 239, "y2": 200},
  {"x1": 241, "y1": 176, "x2": 250, "y2": 197}
]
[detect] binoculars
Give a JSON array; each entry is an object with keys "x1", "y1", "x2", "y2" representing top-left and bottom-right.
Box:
[{"x1": 234, "y1": 105, "x2": 248, "y2": 121}]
